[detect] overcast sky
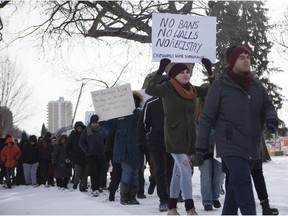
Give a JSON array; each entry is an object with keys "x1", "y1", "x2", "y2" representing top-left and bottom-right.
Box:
[{"x1": 1, "y1": 1, "x2": 288, "y2": 136}]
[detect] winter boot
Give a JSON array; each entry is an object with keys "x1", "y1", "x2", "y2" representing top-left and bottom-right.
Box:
[
  {"x1": 260, "y1": 199, "x2": 279, "y2": 215},
  {"x1": 120, "y1": 181, "x2": 130, "y2": 205},
  {"x1": 108, "y1": 189, "x2": 116, "y2": 201},
  {"x1": 185, "y1": 199, "x2": 198, "y2": 215},
  {"x1": 128, "y1": 186, "x2": 140, "y2": 205}
]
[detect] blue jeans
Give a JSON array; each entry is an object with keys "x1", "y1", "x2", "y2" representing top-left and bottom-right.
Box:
[
  {"x1": 222, "y1": 156, "x2": 256, "y2": 215},
  {"x1": 199, "y1": 158, "x2": 224, "y2": 206},
  {"x1": 170, "y1": 154, "x2": 192, "y2": 200},
  {"x1": 121, "y1": 161, "x2": 140, "y2": 187},
  {"x1": 23, "y1": 162, "x2": 39, "y2": 185}
]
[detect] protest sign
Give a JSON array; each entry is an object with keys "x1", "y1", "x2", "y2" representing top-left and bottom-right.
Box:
[
  {"x1": 152, "y1": 13, "x2": 216, "y2": 63},
  {"x1": 90, "y1": 84, "x2": 135, "y2": 121}
]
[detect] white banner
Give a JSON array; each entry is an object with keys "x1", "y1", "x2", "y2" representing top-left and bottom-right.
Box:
[
  {"x1": 90, "y1": 84, "x2": 135, "y2": 121},
  {"x1": 152, "y1": 13, "x2": 216, "y2": 63}
]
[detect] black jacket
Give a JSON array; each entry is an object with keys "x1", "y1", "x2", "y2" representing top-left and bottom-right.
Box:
[
  {"x1": 66, "y1": 130, "x2": 86, "y2": 167},
  {"x1": 22, "y1": 143, "x2": 40, "y2": 164},
  {"x1": 137, "y1": 97, "x2": 165, "y2": 146}
]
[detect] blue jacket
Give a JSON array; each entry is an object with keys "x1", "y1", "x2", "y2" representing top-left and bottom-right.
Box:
[
  {"x1": 196, "y1": 69, "x2": 278, "y2": 160},
  {"x1": 106, "y1": 113, "x2": 144, "y2": 164}
]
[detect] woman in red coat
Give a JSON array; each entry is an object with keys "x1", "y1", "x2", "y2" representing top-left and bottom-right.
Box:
[{"x1": 1, "y1": 136, "x2": 21, "y2": 188}]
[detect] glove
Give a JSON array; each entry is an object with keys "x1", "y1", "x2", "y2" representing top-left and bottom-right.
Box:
[
  {"x1": 191, "y1": 155, "x2": 203, "y2": 166},
  {"x1": 157, "y1": 58, "x2": 171, "y2": 75},
  {"x1": 266, "y1": 119, "x2": 278, "y2": 134},
  {"x1": 138, "y1": 144, "x2": 148, "y2": 154}
]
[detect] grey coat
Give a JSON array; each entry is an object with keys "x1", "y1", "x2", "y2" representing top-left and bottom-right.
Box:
[{"x1": 196, "y1": 69, "x2": 278, "y2": 160}]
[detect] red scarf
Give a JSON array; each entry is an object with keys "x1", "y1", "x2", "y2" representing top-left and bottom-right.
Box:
[
  {"x1": 227, "y1": 69, "x2": 253, "y2": 90},
  {"x1": 169, "y1": 78, "x2": 197, "y2": 100}
]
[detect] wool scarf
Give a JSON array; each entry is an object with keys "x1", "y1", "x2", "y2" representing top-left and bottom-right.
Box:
[
  {"x1": 87, "y1": 124, "x2": 100, "y2": 136},
  {"x1": 227, "y1": 68, "x2": 253, "y2": 90},
  {"x1": 169, "y1": 78, "x2": 197, "y2": 100}
]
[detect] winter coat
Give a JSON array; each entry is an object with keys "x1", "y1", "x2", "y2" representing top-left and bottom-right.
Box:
[
  {"x1": 22, "y1": 142, "x2": 40, "y2": 164},
  {"x1": 196, "y1": 69, "x2": 278, "y2": 160},
  {"x1": 145, "y1": 73, "x2": 208, "y2": 155},
  {"x1": 52, "y1": 143, "x2": 70, "y2": 179},
  {"x1": 1, "y1": 144, "x2": 21, "y2": 168},
  {"x1": 66, "y1": 130, "x2": 86, "y2": 167},
  {"x1": 106, "y1": 112, "x2": 144, "y2": 164},
  {"x1": 137, "y1": 96, "x2": 165, "y2": 146},
  {"x1": 79, "y1": 125, "x2": 107, "y2": 158},
  {"x1": 39, "y1": 139, "x2": 52, "y2": 161}
]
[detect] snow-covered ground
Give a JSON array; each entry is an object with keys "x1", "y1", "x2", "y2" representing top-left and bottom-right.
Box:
[{"x1": 1, "y1": 155, "x2": 287, "y2": 215}]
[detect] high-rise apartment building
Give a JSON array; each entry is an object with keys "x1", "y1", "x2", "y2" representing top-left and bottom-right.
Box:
[{"x1": 47, "y1": 97, "x2": 73, "y2": 133}]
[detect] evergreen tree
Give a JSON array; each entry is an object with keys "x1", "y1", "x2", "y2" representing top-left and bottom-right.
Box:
[
  {"x1": 40, "y1": 123, "x2": 47, "y2": 137},
  {"x1": 206, "y1": 1, "x2": 283, "y2": 111}
]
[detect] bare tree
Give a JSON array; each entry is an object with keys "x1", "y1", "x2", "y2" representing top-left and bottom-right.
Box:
[
  {"x1": 0, "y1": 56, "x2": 32, "y2": 134},
  {"x1": 0, "y1": 1, "x2": 10, "y2": 41}
]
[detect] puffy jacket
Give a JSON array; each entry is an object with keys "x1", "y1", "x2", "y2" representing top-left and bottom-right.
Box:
[
  {"x1": 196, "y1": 69, "x2": 278, "y2": 160},
  {"x1": 1, "y1": 144, "x2": 21, "y2": 168}
]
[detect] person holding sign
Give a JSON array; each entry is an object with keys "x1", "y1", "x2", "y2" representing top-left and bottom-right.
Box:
[
  {"x1": 195, "y1": 45, "x2": 278, "y2": 215},
  {"x1": 145, "y1": 59, "x2": 209, "y2": 215},
  {"x1": 106, "y1": 91, "x2": 144, "y2": 205}
]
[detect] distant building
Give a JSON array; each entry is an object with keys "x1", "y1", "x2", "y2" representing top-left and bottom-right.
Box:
[{"x1": 47, "y1": 97, "x2": 73, "y2": 133}]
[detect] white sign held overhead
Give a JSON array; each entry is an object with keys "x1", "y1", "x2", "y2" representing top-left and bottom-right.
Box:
[
  {"x1": 152, "y1": 13, "x2": 216, "y2": 63},
  {"x1": 90, "y1": 84, "x2": 135, "y2": 121}
]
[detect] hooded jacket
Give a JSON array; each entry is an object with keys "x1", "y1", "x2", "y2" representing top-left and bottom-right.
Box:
[
  {"x1": 196, "y1": 68, "x2": 278, "y2": 160},
  {"x1": 1, "y1": 138, "x2": 21, "y2": 168}
]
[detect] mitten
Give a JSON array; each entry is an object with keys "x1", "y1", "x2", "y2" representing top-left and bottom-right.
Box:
[
  {"x1": 157, "y1": 58, "x2": 171, "y2": 75},
  {"x1": 191, "y1": 154, "x2": 203, "y2": 166},
  {"x1": 266, "y1": 119, "x2": 278, "y2": 134}
]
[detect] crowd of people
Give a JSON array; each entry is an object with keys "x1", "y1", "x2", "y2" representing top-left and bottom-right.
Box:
[{"x1": 0, "y1": 44, "x2": 280, "y2": 215}]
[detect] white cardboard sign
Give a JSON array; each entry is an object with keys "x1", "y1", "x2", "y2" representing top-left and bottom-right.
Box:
[
  {"x1": 90, "y1": 84, "x2": 135, "y2": 121},
  {"x1": 152, "y1": 13, "x2": 216, "y2": 63}
]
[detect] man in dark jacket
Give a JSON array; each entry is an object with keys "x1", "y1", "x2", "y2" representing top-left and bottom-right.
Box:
[
  {"x1": 196, "y1": 45, "x2": 279, "y2": 215},
  {"x1": 66, "y1": 121, "x2": 87, "y2": 191},
  {"x1": 80, "y1": 115, "x2": 107, "y2": 197}
]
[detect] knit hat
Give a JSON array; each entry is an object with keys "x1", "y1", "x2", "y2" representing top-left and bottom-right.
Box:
[
  {"x1": 226, "y1": 45, "x2": 250, "y2": 68},
  {"x1": 168, "y1": 63, "x2": 189, "y2": 78},
  {"x1": 5, "y1": 136, "x2": 15, "y2": 144},
  {"x1": 74, "y1": 121, "x2": 85, "y2": 130},
  {"x1": 90, "y1": 114, "x2": 99, "y2": 124}
]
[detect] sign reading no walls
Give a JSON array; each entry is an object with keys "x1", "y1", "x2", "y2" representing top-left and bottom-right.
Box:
[
  {"x1": 152, "y1": 13, "x2": 216, "y2": 63},
  {"x1": 90, "y1": 84, "x2": 135, "y2": 121}
]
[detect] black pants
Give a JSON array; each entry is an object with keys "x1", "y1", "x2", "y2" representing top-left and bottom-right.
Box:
[
  {"x1": 86, "y1": 155, "x2": 105, "y2": 191},
  {"x1": 149, "y1": 143, "x2": 174, "y2": 203},
  {"x1": 108, "y1": 162, "x2": 122, "y2": 193},
  {"x1": 251, "y1": 158, "x2": 268, "y2": 201}
]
